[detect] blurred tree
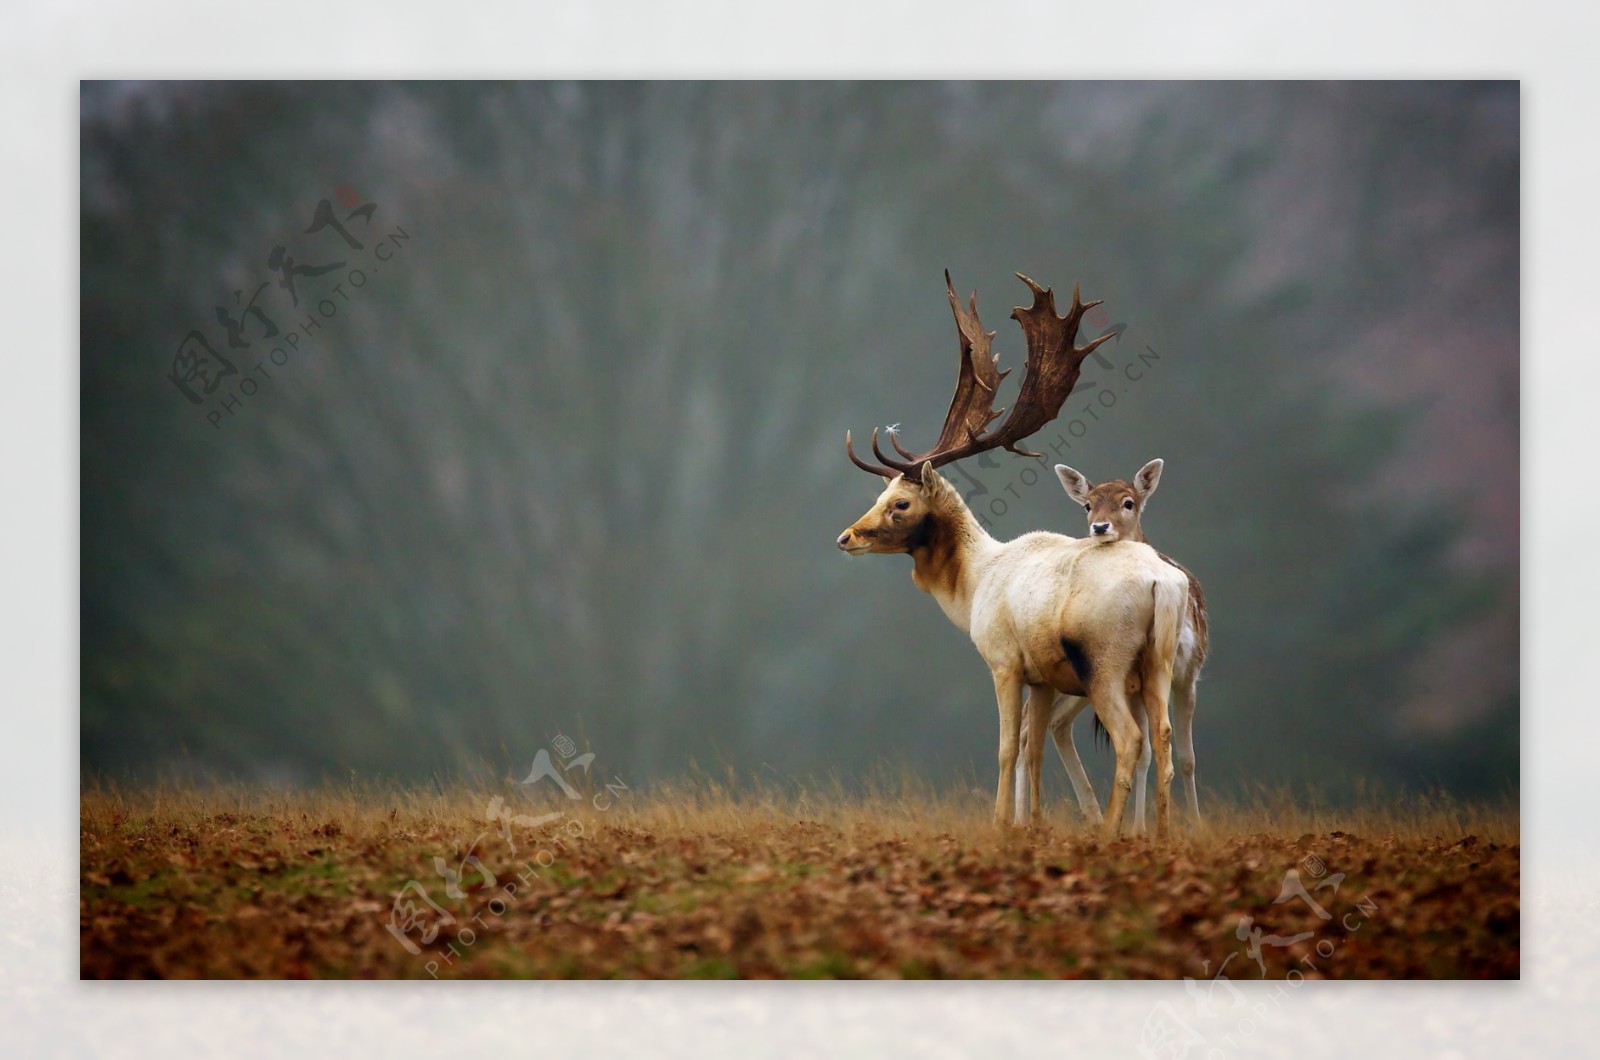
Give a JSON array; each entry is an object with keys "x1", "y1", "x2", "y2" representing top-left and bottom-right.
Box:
[{"x1": 80, "y1": 81, "x2": 1517, "y2": 803}]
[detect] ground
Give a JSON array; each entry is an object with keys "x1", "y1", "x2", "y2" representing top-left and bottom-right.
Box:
[{"x1": 79, "y1": 783, "x2": 1518, "y2": 979}]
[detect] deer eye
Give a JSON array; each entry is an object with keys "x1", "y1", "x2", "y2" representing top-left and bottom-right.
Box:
[
  {"x1": 1083, "y1": 503, "x2": 1091, "y2": 512},
  {"x1": 894, "y1": 500, "x2": 910, "y2": 510},
  {"x1": 1123, "y1": 498, "x2": 1135, "y2": 511}
]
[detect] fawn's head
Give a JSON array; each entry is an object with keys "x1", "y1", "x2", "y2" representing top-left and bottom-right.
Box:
[{"x1": 1055, "y1": 458, "x2": 1164, "y2": 544}]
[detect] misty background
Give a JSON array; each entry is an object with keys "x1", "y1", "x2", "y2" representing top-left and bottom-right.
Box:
[{"x1": 80, "y1": 81, "x2": 1518, "y2": 804}]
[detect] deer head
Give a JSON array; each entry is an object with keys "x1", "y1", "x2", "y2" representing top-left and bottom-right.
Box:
[
  {"x1": 837, "y1": 270, "x2": 1112, "y2": 554},
  {"x1": 836, "y1": 461, "x2": 955, "y2": 555},
  {"x1": 1055, "y1": 459, "x2": 1164, "y2": 544}
]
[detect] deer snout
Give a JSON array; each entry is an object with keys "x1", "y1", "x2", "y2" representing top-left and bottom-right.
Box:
[
  {"x1": 1091, "y1": 521, "x2": 1112, "y2": 536},
  {"x1": 838, "y1": 526, "x2": 877, "y2": 553}
]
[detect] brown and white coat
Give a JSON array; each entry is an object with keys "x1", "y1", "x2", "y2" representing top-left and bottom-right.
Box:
[{"x1": 1013, "y1": 458, "x2": 1210, "y2": 830}]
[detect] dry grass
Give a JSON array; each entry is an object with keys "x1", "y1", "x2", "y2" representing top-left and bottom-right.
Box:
[{"x1": 80, "y1": 777, "x2": 1518, "y2": 979}]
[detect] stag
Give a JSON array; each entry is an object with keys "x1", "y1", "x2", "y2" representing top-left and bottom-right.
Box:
[
  {"x1": 836, "y1": 271, "x2": 1190, "y2": 838},
  {"x1": 1012, "y1": 459, "x2": 1211, "y2": 830}
]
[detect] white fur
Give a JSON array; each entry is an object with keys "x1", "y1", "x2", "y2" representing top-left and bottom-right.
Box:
[{"x1": 845, "y1": 471, "x2": 1189, "y2": 837}]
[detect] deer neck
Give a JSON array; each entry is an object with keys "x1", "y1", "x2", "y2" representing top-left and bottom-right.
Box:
[{"x1": 907, "y1": 493, "x2": 988, "y2": 630}]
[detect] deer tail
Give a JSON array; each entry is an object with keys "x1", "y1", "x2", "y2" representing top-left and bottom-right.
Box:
[{"x1": 1144, "y1": 574, "x2": 1185, "y2": 703}]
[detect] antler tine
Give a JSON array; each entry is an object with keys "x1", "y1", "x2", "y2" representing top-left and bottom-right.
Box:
[
  {"x1": 1015, "y1": 271, "x2": 1047, "y2": 296},
  {"x1": 870, "y1": 429, "x2": 915, "y2": 474},
  {"x1": 1065, "y1": 283, "x2": 1118, "y2": 360},
  {"x1": 845, "y1": 429, "x2": 900, "y2": 478},
  {"x1": 888, "y1": 431, "x2": 920, "y2": 461},
  {"x1": 1079, "y1": 328, "x2": 1118, "y2": 356}
]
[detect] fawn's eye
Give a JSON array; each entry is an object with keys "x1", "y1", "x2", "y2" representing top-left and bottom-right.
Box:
[
  {"x1": 1123, "y1": 498, "x2": 1135, "y2": 511},
  {"x1": 894, "y1": 500, "x2": 910, "y2": 510},
  {"x1": 1083, "y1": 503, "x2": 1091, "y2": 512}
]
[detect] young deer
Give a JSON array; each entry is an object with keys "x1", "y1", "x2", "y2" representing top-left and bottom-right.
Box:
[
  {"x1": 836, "y1": 272, "x2": 1190, "y2": 839},
  {"x1": 1013, "y1": 459, "x2": 1210, "y2": 829}
]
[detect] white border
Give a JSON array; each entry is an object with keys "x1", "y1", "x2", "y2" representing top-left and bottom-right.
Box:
[{"x1": 6, "y1": 1, "x2": 1595, "y2": 1055}]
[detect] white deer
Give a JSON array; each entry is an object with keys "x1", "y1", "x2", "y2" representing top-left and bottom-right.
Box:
[
  {"x1": 1012, "y1": 459, "x2": 1211, "y2": 830},
  {"x1": 836, "y1": 272, "x2": 1189, "y2": 838}
]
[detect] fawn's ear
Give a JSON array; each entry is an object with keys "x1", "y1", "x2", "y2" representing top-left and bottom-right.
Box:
[
  {"x1": 1055, "y1": 464, "x2": 1092, "y2": 506},
  {"x1": 1134, "y1": 458, "x2": 1164, "y2": 502}
]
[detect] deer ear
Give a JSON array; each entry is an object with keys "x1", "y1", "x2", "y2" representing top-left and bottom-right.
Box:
[
  {"x1": 1055, "y1": 464, "x2": 1092, "y2": 505},
  {"x1": 1134, "y1": 459, "x2": 1164, "y2": 501},
  {"x1": 918, "y1": 461, "x2": 939, "y2": 491}
]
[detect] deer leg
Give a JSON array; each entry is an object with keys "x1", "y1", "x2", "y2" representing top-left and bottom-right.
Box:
[
  {"x1": 1023, "y1": 684, "x2": 1054, "y2": 828},
  {"x1": 1090, "y1": 682, "x2": 1143, "y2": 839},
  {"x1": 1049, "y1": 696, "x2": 1102, "y2": 826},
  {"x1": 992, "y1": 670, "x2": 1025, "y2": 828},
  {"x1": 1131, "y1": 709, "x2": 1152, "y2": 836},
  {"x1": 1012, "y1": 728, "x2": 1030, "y2": 826},
  {"x1": 1174, "y1": 676, "x2": 1200, "y2": 825},
  {"x1": 1143, "y1": 684, "x2": 1176, "y2": 843}
]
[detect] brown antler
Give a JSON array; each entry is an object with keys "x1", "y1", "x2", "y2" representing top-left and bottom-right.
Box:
[{"x1": 846, "y1": 270, "x2": 1117, "y2": 483}]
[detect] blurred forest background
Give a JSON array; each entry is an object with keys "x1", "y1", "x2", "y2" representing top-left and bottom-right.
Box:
[{"x1": 80, "y1": 82, "x2": 1518, "y2": 804}]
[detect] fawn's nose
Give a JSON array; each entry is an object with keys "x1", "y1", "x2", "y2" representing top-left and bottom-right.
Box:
[
  {"x1": 836, "y1": 531, "x2": 852, "y2": 549},
  {"x1": 1091, "y1": 522, "x2": 1112, "y2": 536}
]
